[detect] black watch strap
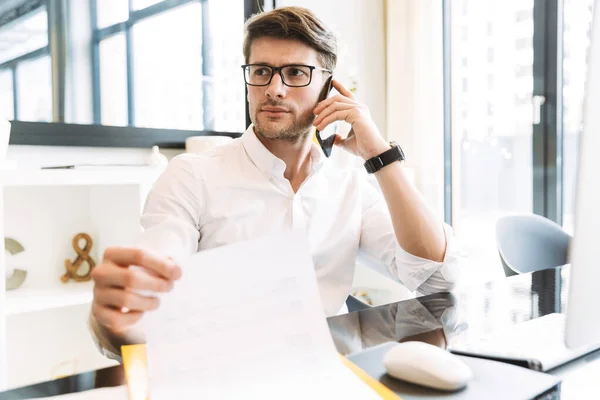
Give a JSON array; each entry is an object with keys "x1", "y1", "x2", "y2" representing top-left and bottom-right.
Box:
[{"x1": 364, "y1": 142, "x2": 405, "y2": 174}]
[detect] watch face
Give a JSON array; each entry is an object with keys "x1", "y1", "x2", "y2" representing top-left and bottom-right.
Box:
[
  {"x1": 398, "y1": 146, "x2": 406, "y2": 161},
  {"x1": 390, "y1": 142, "x2": 406, "y2": 161}
]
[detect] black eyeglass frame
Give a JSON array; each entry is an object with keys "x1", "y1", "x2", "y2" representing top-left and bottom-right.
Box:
[{"x1": 241, "y1": 64, "x2": 333, "y2": 87}]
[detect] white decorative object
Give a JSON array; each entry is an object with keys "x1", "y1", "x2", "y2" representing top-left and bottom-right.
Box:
[
  {"x1": 185, "y1": 136, "x2": 232, "y2": 155},
  {"x1": 148, "y1": 145, "x2": 168, "y2": 167},
  {"x1": 4, "y1": 238, "x2": 26, "y2": 290}
]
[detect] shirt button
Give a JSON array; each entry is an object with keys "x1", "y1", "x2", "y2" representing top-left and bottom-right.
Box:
[{"x1": 292, "y1": 195, "x2": 306, "y2": 231}]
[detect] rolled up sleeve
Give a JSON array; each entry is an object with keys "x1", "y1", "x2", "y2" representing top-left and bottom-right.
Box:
[
  {"x1": 90, "y1": 154, "x2": 202, "y2": 361},
  {"x1": 88, "y1": 314, "x2": 124, "y2": 363},
  {"x1": 392, "y1": 223, "x2": 461, "y2": 294},
  {"x1": 358, "y1": 177, "x2": 462, "y2": 294}
]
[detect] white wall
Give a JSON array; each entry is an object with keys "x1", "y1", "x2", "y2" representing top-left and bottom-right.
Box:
[{"x1": 275, "y1": 0, "x2": 387, "y2": 138}]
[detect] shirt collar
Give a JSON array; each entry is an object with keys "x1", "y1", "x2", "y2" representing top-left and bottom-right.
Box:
[{"x1": 242, "y1": 125, "x2": 327, "y2": 178}]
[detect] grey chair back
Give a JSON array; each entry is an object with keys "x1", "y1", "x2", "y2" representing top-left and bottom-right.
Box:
[
  {"x1": 496, "y1": 214, "x2": 571, "y2": 276},
  {"x1": 346, "y1": 294, "x2": 372, "y2": 313}
]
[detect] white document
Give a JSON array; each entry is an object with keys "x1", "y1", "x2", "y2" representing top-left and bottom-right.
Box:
[{"x1": 143, "y1": 230, "x2": 382, "y2": 399}]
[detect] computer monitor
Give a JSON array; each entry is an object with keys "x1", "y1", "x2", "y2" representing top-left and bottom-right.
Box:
[{"x1": 565, "y1": 0, "x2": 600, "y2": 349}]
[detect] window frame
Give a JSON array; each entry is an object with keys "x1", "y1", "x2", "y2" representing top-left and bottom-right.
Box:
[
  {"x1": 442, "y1": 0, "x2": 564, "y2": 225},
  {"x1": 91, "y1": 0, "x2": 209, "y2": 127},
  {"x1": 8, "y1": 0, "x2": 266, "y2": 148},
  {"x1": 443, "y1": 0, "x2": 565, "y2": 311},
  {"x1": 0, "y1": 1, "x2": 49, "y2": 121}
]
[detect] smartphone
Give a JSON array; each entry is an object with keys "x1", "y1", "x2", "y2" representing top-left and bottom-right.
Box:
[{"x1": 315, "y1": 76, "x2": 336, "y2": 157}]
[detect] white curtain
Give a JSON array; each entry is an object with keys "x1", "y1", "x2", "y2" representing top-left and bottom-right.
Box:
[{"x1": 385, "y1": 0, "x2": 445, "y2": 218}]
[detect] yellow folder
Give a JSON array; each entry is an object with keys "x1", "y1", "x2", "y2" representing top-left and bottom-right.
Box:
[
  {"x1": 339, "y1": 354, "x2": 402, "y2": 399},
  {"x1": 122, "y1": 344, "x2": 401, "y2": 399},
  {"x1": 121, "y1": 344, "x2": 149, "y2": 400}
]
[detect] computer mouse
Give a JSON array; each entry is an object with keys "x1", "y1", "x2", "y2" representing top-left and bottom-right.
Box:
[{"x1": 383, "y1": 341, "x2": 472, "y2": 391}]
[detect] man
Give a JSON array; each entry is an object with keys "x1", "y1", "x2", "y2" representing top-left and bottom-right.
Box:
[{"x1": 90, "y1": 6, "x2": 460, "y2": 360}]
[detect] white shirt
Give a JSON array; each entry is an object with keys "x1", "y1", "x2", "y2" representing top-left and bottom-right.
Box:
[{"x1": 138, "y1": 126, "x2": 461, "y2": 317}]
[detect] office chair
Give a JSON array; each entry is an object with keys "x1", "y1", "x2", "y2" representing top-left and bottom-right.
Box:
[
  {"x1": 346, "y1": 294, "x2": 372, "y2": 313},
  {"x1": 496, "y1": 214, "x2": 572, "y2": 277}
]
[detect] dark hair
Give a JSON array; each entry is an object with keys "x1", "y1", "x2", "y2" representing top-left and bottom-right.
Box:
[{"x1": 243, "y1": 6, "x2": 337, "y2": 71}]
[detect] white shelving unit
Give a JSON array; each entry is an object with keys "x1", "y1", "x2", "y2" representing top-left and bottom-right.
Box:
[
  {"x1": 0, "y1": 166, "x2": 163, "y2": 390},
  {"x1": 5, "y1": 282, "x2": 94, "y2": 316},
  {"x1": 0, "y1": 167, "x2": 162, "y2": 187}
]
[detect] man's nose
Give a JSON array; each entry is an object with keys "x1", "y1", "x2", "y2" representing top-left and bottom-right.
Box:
[{"x1": 265, "y1": 71, "x2": 286, "y2": 99}]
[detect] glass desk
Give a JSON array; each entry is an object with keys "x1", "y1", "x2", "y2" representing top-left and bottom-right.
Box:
[{"x1": 1, "y1": 265, "x2": 599, "y2": 399}]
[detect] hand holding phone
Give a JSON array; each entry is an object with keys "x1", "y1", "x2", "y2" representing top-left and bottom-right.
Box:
[
  {"x1": 314, "y1": 76, "x2": 336, "y2": 157},
  {"x1": 314, "y1": 79, "x2": 389, "y2": 161}
]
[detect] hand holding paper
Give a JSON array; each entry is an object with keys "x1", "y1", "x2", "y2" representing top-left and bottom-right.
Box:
[{"x1": 142, "y1": 230, "x2": 385, "y2": 399}]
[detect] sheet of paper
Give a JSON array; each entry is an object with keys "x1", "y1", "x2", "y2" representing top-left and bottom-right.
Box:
[
  {"x1": 143, "y1": 230, "x2": 382, "y2": 399},
  {"x1": 150, "y1": 364, "x2": 385, "y2": 399},
  {"x1": 39, "y1": 386, "x2": 127, "y2": 399}
]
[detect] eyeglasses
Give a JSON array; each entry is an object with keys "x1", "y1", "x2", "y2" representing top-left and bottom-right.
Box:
[{"x1": 241, "y1": 64, "x2": 332, "y2": 87}]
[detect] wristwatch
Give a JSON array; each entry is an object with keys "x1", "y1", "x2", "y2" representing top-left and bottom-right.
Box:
[{"x1": 363, "y1": 141, "x2": 406, "y2": 174}]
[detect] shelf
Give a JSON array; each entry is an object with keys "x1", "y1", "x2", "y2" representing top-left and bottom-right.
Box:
[
  {"x1": 5, "y1": 283, "x2": 94, "y2": 316},
  {"x1": 0, "y1": 167, "x2": 163, "y2": 187},
  {"x1": 0, "y1": 161, "x2": 17, "y2": 171}
]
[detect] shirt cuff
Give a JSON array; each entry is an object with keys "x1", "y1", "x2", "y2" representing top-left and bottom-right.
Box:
[
  {"x1": 88, "y1": 314, "x2": 123, "y2": 363},
  {"x1": 391, "y1": 223, "x2": 462, "y2": 293}
]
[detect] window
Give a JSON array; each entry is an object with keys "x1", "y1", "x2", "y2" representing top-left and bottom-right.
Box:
[
  {"x1": 16, "y1": 55, "x2": 52, "y2": 122},
  {"x1": 132, "y1": 0, "x2": 164, "y2": 10},
  {"x1": 99, "y1": 33, "x2": 127, "y2": 126},
  {"x1": 562, "y1": 0, "x2": 595, "y2": 233},
  {"x1": 515, "y1": 65, "x2": 532, "y2": 78},
  {"x1": 450, "y1": 0, "x2": 535, "y2": 282},
  {"x1": 487, "y1": 47, "x2": 494, "y2": 63},
  {"x1": 516, "y1": 9, "x2": 532, "y2": 23},
  {"x1": 461, "y1": 26, "x2": 468, "y2": 41},
  {"x1": 0, "y1": 5, "x2": 50, "y2": 122},
  {"x1": 447, "y1": 0, "x2": 596, "y2": 283},
  {"x1": 132, "y1": 3, "x2": 204, "y2": 130},
  {"x1": 516, "y1": 37, "x2": 530, "y2": 50},
  {"x1": 0, "y1": 8, "x2": 47, "y2": 64},
  {"x1": 0, "y1": 70, "x2": 14, "y2": 120},
  {"x1": 95, "y1": 0, "x2": 128, "y2": 29},
  {"x1": 93, "y1": 0, "x2": 246, "y2": 132},
  {"x1": 514, "y1": 92, "x2": 530, "y2": 106}
]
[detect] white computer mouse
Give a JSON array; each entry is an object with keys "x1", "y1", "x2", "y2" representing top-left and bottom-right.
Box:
[{"x1": 383, "y1": 341, "x2": 472, "y2": 391}]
